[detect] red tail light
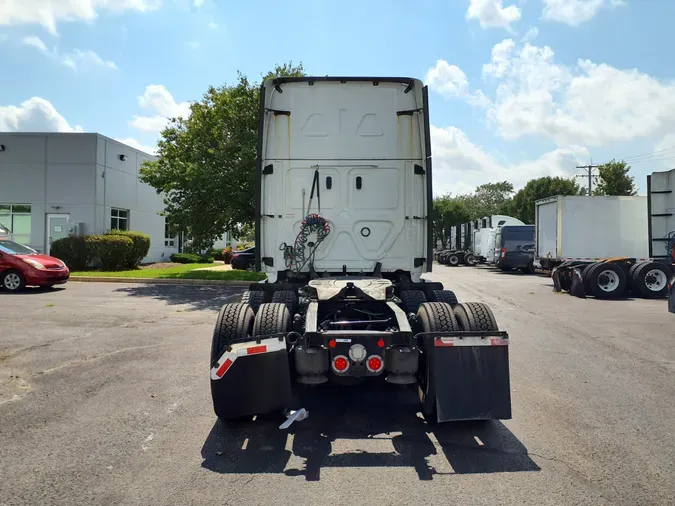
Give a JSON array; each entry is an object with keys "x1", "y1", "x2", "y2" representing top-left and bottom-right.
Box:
[
  {"x1": 366, "y1": 356, "x2": 383, "y2": 373},
  {"x1": 501, "y1": 247, "x2": 506, "y2": 258},
  {"x1": 332, "y1": 355, "x2": 349, "y2": 373}
]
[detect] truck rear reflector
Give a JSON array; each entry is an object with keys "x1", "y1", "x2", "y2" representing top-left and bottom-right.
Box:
[
  {"x1": 434, "y1": 336, "x2": 509, "y2": 347},
  {"x1": 211, "y1": 337, "x2": 287, "y2": 380}
]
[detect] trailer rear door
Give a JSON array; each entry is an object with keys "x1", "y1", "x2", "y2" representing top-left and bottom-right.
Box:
[
  {"x1": 648, "y1": 169, "x2": 675, "y2": 264},
  {"x1": 535, "y1": 197, "x2": 558, "y2": 260}
]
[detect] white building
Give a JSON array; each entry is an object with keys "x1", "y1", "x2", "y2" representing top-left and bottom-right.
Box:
[{"x1": 0, "y1": 132, "x2": 179, "y2": 262}]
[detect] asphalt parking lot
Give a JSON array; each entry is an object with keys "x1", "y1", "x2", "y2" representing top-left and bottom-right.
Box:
[{"x1": 1, "y1": 268, "x2": 674, "y2": 506}]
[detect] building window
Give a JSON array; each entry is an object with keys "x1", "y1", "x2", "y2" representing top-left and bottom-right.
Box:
[
  {"x1": 110, "y1": 208, "x2": 129, "y2": 231},
  {"x1": 0, "y1": 204, "x2": 32, "y2": 244},
  {"x1": 165, "y1": 222, "x2": 176, "y2": 247}
]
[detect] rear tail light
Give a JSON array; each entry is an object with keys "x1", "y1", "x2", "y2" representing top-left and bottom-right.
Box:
[
  {"x1": 332, "y1": 355, "x2": 349, "y2": 373},
  {"x1": 501, "y1": 247, "x2": 506, "y2": 258},
  {"x1": 366, "y1": 355, "x2": 383, "y2": 373}
]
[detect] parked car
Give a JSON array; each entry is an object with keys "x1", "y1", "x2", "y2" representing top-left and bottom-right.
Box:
[
  {"x1": 0, "y1": 239, "x2": 70, "y2": 292},
  {"x1": 495, "y1": 225, "x2": 536, "y2": 273},
  {"x1": 231, "y1": 247, "x2": 255, "y2": 271}
]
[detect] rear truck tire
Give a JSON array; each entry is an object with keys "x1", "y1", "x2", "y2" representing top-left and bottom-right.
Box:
[
  {"x1": 447, "y1": 253, "x2": 461, "y2": 267},
  {"x1": 400, "y1": 290, "x2": 427, "y2": 315},
  {"x1": 416, "y1": 302, "x2": 459, "y2": 424},
  {"x1": 453, "y1": 302, "x2": 499, "y2": 332},
  {"x1": 628, "y1": 261, "x2": 643, "y2": 286},
  {"x1": 465, "y1": 254, "x2": 478, "y2": 266},
  {"x1": 632, "y1": 262, "x2": 672, "y2": 298},
  {"x1": 253, "y1": 302, "x2": 292, "y2": 337},
  {"x1": 210, "y1": 303, "x2": 255, "y2": 421},
  {"x1": 586, "y1": 262, "x2": 627, "y2": 299},
  {"x1": 271, "y1": 290, "x2": 298, "y2": 314},
  {"x1": 240, "y1": 290, "x2": 266, "y2": 313},
  {"x1": 2, "y1": 270, "x2": 26, "y2": 292},
  {"x1": 429, "y1": 289, "x2": 458, "y2": 306}
]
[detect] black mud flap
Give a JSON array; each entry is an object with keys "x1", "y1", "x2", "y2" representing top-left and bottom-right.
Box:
[
  {"x1": 210, "y1": 337, "x2": 292, "y2": 419},
  {"x1": 431, "y1": 332, "x2": 512, "y2": 422},
  {"x1": 570, "y1": 268, "x2": 586, "y2": 298},
  {"x1": 551, "y1": 267, "x2": 562, "y2": 292},
  {"x1": 668, "y1": 276, "x2": 675, "y2": 314}
]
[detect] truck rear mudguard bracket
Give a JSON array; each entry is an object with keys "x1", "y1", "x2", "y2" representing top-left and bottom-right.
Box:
[{"x1": 420, "y1": 331, "x2": 512, "y2": 422}]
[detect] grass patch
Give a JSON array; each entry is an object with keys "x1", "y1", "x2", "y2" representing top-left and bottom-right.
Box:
[{"x1": 72, "y1": 263, "x2": 266, "y2": 282}]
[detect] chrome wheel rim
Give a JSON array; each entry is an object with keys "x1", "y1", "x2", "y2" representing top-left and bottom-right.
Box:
[
  {"x1": 597, "y1": 270, "x2": 619, "y2": 292},
  {"x1": 4, "y1": 273, "x2": 21, "y2": 290},
  {"x1": 645, "y1": 269, "x2": 667, "y2": 291}
]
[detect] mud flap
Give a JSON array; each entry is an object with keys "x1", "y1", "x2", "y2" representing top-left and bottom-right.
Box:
[
  {"x1": 210, "y1": 337, "x2": 292, "y2": 419},
  {"x1": 668, "y1": 276, "x2": 675, "y2": 314},
  {"x1": 570, "y1": 268, "x2": 586, "y2": 298},
  {"x1": 431, "y1": 333, "x2": 511, "y2": 422},
  {"x1": 551, "y1": 267, "x2": 562, "y2": 292}
]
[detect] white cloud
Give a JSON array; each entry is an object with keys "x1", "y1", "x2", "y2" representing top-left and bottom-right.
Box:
[
  {"x1": 0, "y1": 0, "x2": 162, "y2": 35},
  {"x1": 208, "y1": 21, "x2": 218, "y2": 29},
  {"x1": 115, "y1": 137, "x2": 157, "y2": 155},
  {"x1": 486, "y1": 41, "x2": 675, "y2": 146},
  {"x1": 521, "y1": 26, "x2": 539, "y2": 43},
  {"x1": 0, "y1": 97, "x2": 83, "y2": 132},
  {"x1": 130, "y1": 85, "x2": 191, "y2": 134},
  {"x1": 21, "y1": 35, "x2": 118, "y2": 70},
  {"x1": 431, "y1": 125, "x2": 589, "y2": 195},
  {"x1": 193, "y1": 0, "x2": 205, "y2": 6},
  {"x1": 482, "y1": 38, "x2": 515, "y2": 79},
  {"x1": 425, "y1": 59, "x2": 492, "y2": 108},
  {"x1": 467, "y1": 0, "x2": 521, "y2": 30},
  {"x1": 542, "y1": 0, "x2": 625, "y2": 26}
]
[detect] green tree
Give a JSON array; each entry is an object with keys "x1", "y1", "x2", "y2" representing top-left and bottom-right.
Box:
[
  {"x1": 433, "y1": 195, "x2": 471, "y2": 248},
  {"x1": 474, "y1": 181, "x2": 514, "y2": 216},
  {"x1": 593, "y1": 160, "x2": 638, "y2": 196},
  {"x1": 140, "y1": 62, "x2": 305, "y2": 250},
  {"x1": 510, "y1": 176, "x2": 582, "y2": 224}
]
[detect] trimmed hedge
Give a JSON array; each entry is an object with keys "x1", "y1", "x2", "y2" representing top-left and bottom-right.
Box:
[
  {"x1": 170, "y1": 253, "x2": 214, "y2": 264},
  {"x1": 106, "y1": 230, "x2": 150, "y2": 267},
  {"x1": 210, "y1": 249, "x2": 224, "y2": 261},
  {"x1": 86, "y1": 235, "x2": 134, "y2": 271},
  {"x1": 50, "y1": 236, "x2": 91, "y2": 270},
  {"x1": 49, "y1": 229, "x2": 151, "y2": 271}
]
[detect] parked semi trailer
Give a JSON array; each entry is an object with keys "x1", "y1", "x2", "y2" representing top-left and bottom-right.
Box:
[
  {"x1": 471, "y1": 215, "x2": 525, "y2": 264},
  {"x1": 209, "y1": 77, "x2": 512, "y2": 425},
  {"x1": 535, "y1": 191, "x2": 674, "y2": 299}
]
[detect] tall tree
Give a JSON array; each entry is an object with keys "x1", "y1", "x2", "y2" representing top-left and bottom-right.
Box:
[
  {"x1": 433, "y1": 195, "x2": 471, "y2": 248},
  {"x1": 593, "y1": 160, "x2": 638, "y2": 196},
  {"x1": 474, "y1": 181, "x2": 514, "y2": 216},
  {"x1": 510, "y1": 176, "x2": 582, "y2": 224},
  {"x1": 140, "y1": 63, "x2": 305, "y2": 250}
]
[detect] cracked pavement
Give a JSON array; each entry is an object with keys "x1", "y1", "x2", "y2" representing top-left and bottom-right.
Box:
[{"x1": 0, "y1": 269, "x2": 674, "y2": 506}]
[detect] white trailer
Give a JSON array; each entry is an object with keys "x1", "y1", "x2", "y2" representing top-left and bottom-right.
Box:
[
  {"x1": 472, "y1": 215, "x2": 524, "y2": 263},
  {"x1": 537, "y1": 194, "x2": 672, "y2": 299}
]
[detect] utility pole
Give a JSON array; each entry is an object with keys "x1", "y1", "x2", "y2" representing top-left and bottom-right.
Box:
[{"x1": 576, "y1": 161, "x2": 599, "y2": 196}]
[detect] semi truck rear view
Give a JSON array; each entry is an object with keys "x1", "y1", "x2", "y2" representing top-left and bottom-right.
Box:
[{"x1": 208, "y1": 77, "x2": 513, "y2": 425}]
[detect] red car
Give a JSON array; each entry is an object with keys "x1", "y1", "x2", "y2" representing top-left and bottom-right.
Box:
[{"x1": 0, "y1": 239, "x2": 70, "y2": 292}]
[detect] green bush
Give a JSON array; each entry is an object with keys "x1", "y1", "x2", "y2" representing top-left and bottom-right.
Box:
[
  {"x1": 86, "y1": 235, "x2": 134, "y2": 271},
  {"x1": 106, "y1": 230, "x2": 150, "y2": 267},
  {"x1": 236, "y1": 242, "x2": 254, "y2": 251},
  {"x1": 170, "y1": 253, "x2": 214, "y2": 264},
  {"x1": 223, "y1": 247, "x2": 234, "y2": 264},
  {"x1": 50, "y1": 236, "x2": 91, "y2": 270},
  {"x1": 210, "y1": 249, "x2": 224, "y2": 261}
]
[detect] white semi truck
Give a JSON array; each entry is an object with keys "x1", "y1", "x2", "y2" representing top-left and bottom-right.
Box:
[
  {"x1": 209, "y1": 77, "x2": 512, "y2": 425},
  {"x1": 535, "y1": 178, "x2": 674, "y2": 299}
]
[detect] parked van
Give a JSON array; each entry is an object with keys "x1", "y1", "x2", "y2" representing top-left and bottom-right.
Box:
[{"x1": 495, "y1": 225, "x2": 535, "y2": 273}]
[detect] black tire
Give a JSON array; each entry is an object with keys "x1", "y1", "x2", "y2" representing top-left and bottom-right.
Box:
[
  {"x1": 587, "y1": 262, "x2": 627, "y2": 299},
  {"x1": 271, "y1": 290, "x2": 298, "y2": 314},
  {"x1": 210, "y1": 303, "x2": 255, "y2": 421},
  {"x1": 429, "y1": 289, "x2": 458, "y2": 306},
  {"x1": 416, "y1": 302, "x2": 459, "y2": 423},
  {"x1": 465, "y1": 254, "x2": 478, "y2": 266},
  {"x1": 453, "y1": 302, "x2": 499, "y2": 331},
  {"x1": 632, "y1": 262, "x2": 671, "y2": 298},
  {"x1": 241, "y1": 290, "x2": 266, "y2": 313},
  {"x1": 253, "y1": 303, "x2": 292, "y2": 337},
  {"x1": 400, "y1": 290, "x2": 427, "y2": 315},
  {"x1": 2, "y1": 270, "x2": 26, "y2": 292},
  {"x1": 628, "y1": 261, "x2": 643, "y2": 285},
  {"x1": 447, "y1": 253, "x2": 460, "y2": 267}
]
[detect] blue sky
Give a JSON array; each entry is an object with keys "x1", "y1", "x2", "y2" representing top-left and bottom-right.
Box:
[{"x1": 1, "y1": 0, "x2": 674, "y2": 195}]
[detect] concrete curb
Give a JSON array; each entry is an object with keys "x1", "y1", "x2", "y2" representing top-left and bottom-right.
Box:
[{"x1": 69, "y1": 277, "x2": 257, "y2": 287}]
